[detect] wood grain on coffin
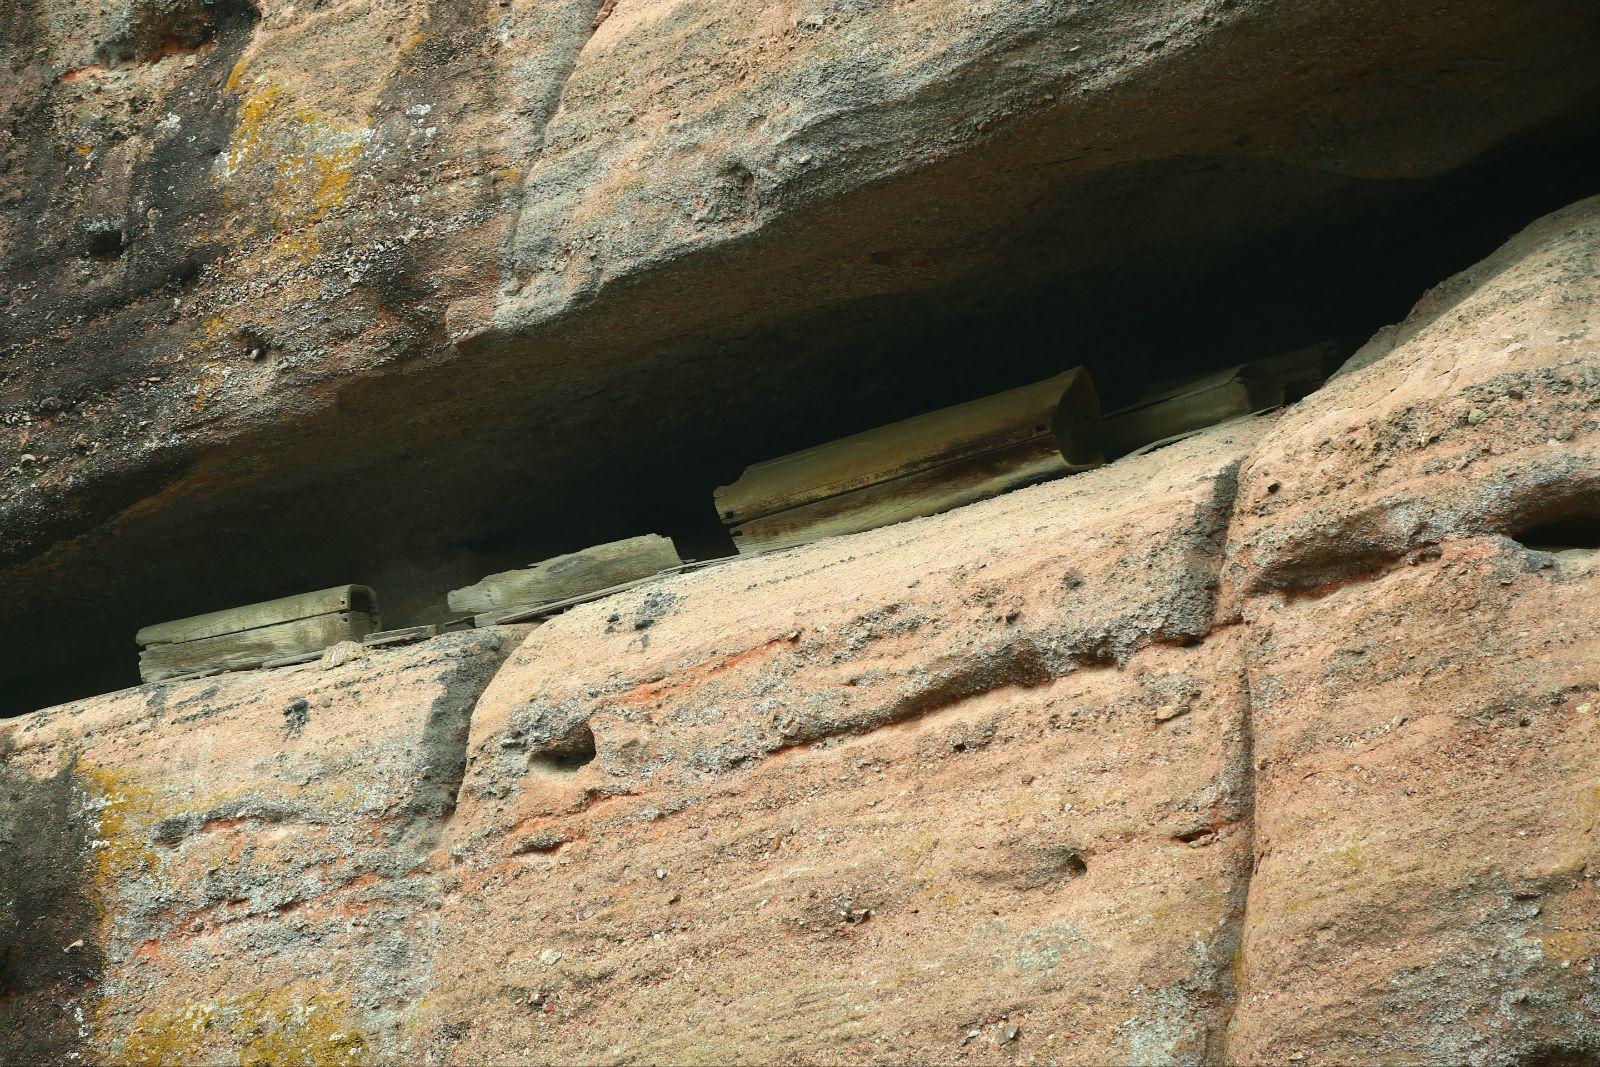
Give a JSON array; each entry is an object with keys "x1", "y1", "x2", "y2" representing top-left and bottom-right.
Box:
[
  {"x1": 362, "y1": 624, "x2": 440, "y2": 647},
  {"x1": 729, "y1": 435, "x2": 1086, "y2": 555},
  {"x1": 136, "y1": 585, "x2": 377, "y2": 646},
  {"x1": 1095, "y1": 368, "x2": 1284, "y2": 459},
  {"x1": 715, "y1": 367, "x2": 1100, "y2": 526},
  {"x1": 448, "y1": 534, "x2": 682, "y2": 615},
  {"x1": 139, "y1": 611, "x2": 379, "y2": 682}
]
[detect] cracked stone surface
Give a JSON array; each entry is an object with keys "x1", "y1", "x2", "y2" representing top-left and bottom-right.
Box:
[{"x1": 1, "y1": 196, "x2": 1598, "y2": 1063}]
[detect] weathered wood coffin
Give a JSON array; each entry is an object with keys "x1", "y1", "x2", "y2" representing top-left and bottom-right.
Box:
[
  {"x1": 448, "y1": 534, "x2": 684, "y2": 618},
  {"x1": 1093, "y1": 364, "x2": 1285, "y2": 459},
  {"x1": 137, "y1": 585, "x2": 379, "y2": 682},
  {"x1": 716, "y1": 367, "x2": 1101, "y2": 555}
]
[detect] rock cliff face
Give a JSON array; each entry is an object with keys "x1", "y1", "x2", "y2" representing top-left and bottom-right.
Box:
[
  {"x1": 3, "y1": 197, "x2": 1597, "y2": 1063},
  {"x1": 4, "y1": 0, "x2": 1600, "y2": 713}
]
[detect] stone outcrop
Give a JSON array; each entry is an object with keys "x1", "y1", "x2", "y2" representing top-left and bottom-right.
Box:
[
  {"x1": 0, "y1": 629, "x2": 523, "y2": 1063},
  {"x1": 4, "y1": 196, "x2": 1597, "y2": 1064},
  {"x1": 4, "y1": 0, "x2": 1600, "y2": 714}
]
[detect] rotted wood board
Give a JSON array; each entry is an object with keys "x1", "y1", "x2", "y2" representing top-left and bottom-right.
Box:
[
  {"x1": 1253, "y1": 340, "x2": 1340, "y2": 400},
  {"x1": 715, "y1": 366, "x2": 1100, "y2": 529},
  {"x1": 448, "y1": 534, "x2": 682, "y2": 616},
  {"x1": 1094, "y1": 368, "x2": 1284, "y2": 459},
  {"x1": 362, "y1": 624, "x2": 439, "y2": 648},
  {"x1": 1133, "y1": 342, "x2": 1338, "y2": 410},
  {"x1": 136, "y1": 585, "x2": 377, "y2": 647},
  {"x1": 728, "y1": 435, "x2": 1079, "y2": 555},
  {"x1": 139, "y1": 611, "x2": 378, "y2": 683}
]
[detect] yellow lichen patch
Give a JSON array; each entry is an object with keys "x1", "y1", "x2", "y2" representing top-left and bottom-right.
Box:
[
  {"x1": 217, "y1": 84, "x2": 372, "y2": 260},
  {"x1": 1579, "y1": 785, "x2": 1600, "y2": 834},
  {"x1": 226, "y1": 57, "x2": 251, "y2": 95},
  {"x1": 77, "y1": 763, "x2": 164, "y2": 905},
  {"x1": 1542, "y1": 929, "x2": 1595, "y2": 965},
  {"x1": 117, "y1": 1001, "x2": 220, "y2": 1067},
  {"x1": 115, "y1": 991, "x2": 368, "y2": 1067},
  {"x1": 237, "y1": 990, "x2": 368, "y2": 1067}
]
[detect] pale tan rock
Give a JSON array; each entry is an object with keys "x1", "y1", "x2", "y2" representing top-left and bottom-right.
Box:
[
  {"x1": 3, "y1": 195, "x2": 1598, "y2": 1063},
  {"x1": 1225, "y1": 539, "x2": 1600, "y2": 1064},
  {"x1": 422, "y1": 420, "x2": 1266, "y2": 1063}
]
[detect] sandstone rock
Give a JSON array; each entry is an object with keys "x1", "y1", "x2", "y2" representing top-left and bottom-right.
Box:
[
  {"x1": 431, "y1": 422, "x2": 1267, "y2": 1063},
  {"x1": 1, "y1": 194, "x2": 1598, "y2": 1063},
  {"x1": 1226, "y1": 538, "x2": 1600, "y2": 1063},
  {"x1": 1218, "y1": 194, "x2": 1600, "y2": 1062},
  {"x1": 0, "y1": 631, "x2": 510, "y2": 1063},
  {"x1": 1221, "y1": 193, "x2": 1600, "y2": 611}
]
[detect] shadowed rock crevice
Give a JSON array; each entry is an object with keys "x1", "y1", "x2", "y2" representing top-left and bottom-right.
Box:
[
  {"x1": 1254, "y1": 462, "x2": 1600, "y2": 604},
  {"x1": 1212, "y1": 650, "x2": 1263, "y2": 1063},
  {"x1": 398, "y1": 635, "x2": 521, "y2": 850},
  {"x1": 5, "y1": 19, "x2": 1600, "y2": 716},
  {"x1": 0, "y1": 751, "x2": 104, "y2": 1065}
]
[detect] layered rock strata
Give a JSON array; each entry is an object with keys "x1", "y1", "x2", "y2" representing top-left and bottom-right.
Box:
[{"x1": 1, "y1": 196, "x2": 1598, "y2": 1063}]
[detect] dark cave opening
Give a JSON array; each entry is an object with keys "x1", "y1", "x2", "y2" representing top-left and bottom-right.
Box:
[{"x1": 4, "y1": 107, "x2": 1600, "y2": 718}]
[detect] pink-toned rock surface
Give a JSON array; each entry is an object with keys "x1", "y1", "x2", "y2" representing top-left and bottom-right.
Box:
[
  {"x1": 2, "y1": 198, "x2": 1598, "y2": 1064},
  {"x1": 1217, "y1": 192, "x2": 1600, "y2": 1063},
  {"x1": 1228, "y1": 537, "x2": 1600, "y2": 1063},
  {"x1": 1221, "y1": 193, "x2": 1600, "y2": 610},
  {"x1": 0, "y1": 629, "x2": 519, "y2": 1063},
  {"x1": 430, "y1": 421, "x2": 1264, "y2": 1063}
]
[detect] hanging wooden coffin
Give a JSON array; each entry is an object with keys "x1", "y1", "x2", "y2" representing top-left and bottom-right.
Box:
[
  {"x1": 1093, "y1": 364, "x2": 1285, "y2": 459},
  {"x1": 448, "y1": 533, "x2": 684, "y2": 621},
  {"x1": 715, "y1": 367, "x2": 1101, "y2": 555},
  {"x1": 137, "y1": 585, "x2": 379, "y2": 683}
]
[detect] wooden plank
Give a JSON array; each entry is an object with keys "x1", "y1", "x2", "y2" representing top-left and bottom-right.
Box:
[
  {"x1": 1134, "y1": 342, "x2": 1338, "y2": 410},
  {"x1": 139, "y1": 611, "x2": 377, "y2": 683},
  {"x1": 137, "y1": 585, "x2": 377, "y2": 647},
  {"x1": 479, "y1": 570, "x2": 670, "y2": 627},
  {"x1": 447, "y1": 534, "x2": 683, "y2": 616},
  {"x1": 729, "y1": 434, "x2": 1079, "y2": 555},
  {"x1": 261, "y1": 650, "x2": 324, "y2": 669},
  {"x1": 1094, "y1": 368, "x2": 1283, "y2": 459},
  {"x1": 1126, "y1": 407, "x2": 1278, "y2": 459},
  {"x1": 362, "y1": 624, "x2": 439, "y2": 648},
  {"x1": 1253, "y1": 340, "x2": 1340, "y2": 401},
  {"x1": 715, "y1": 367, "x2": 1099, "y2": 526}
]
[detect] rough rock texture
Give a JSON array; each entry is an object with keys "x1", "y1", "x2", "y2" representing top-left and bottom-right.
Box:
[
  {"x1": 4, "y1": 0, "x2": 1600, "y2": 713},
  {"x1": 0, "y1": 628, "x2": 521, "y2": 1063},
  {"x1": 432, "y1": 418, "x2": 1263, "y2": 1063},
  {"x1": 1220, "y1": 192, "x2": 1600, "y2": 1063},
  {"x1": 2, "y1": 195, "x2": 1599, "y2": 1063}
]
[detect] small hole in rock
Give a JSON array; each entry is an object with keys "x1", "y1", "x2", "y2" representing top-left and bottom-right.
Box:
[
  {"x1": 531, "y1": 723, "x2": 597, "y2": 773},
  {"x1": 81, "y1": 220, "x2": 127, "y2": 259},
  {"x1": 1512, "y1": 514, "x2": 1600, "y2": 553},
  {"x1": 1516, "y1": 1045, "x2": 1600, "y2": 1067}
]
